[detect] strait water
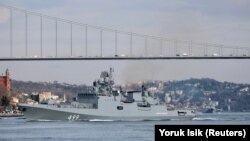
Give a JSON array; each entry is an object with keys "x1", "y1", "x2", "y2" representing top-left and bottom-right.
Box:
[{"x1": 0, "y1": 112, "x2": 250, "y2": 141}]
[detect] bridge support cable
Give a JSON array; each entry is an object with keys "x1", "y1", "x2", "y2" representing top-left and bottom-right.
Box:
[
  {"x1": 145, "y1": 36, "x2": 148, "y2": 56},
  {"x1": 189, "y1": 41, "x2": 193, "y2": 55},
  {"x1": 115, "y1": 31, "x2": 117, "y2": 56},
  {"x1": 85, "y1": 25, "x2": 88, "y2": 57},
  {"x1": 40, "y1": 15, "x2": 43, "y2": 57},
  {"x1": 70, "y1": 23, "x2": 73, "y2": 57},
  {"x1": 166, "y1": 39, "x2": 171, "y2": 56},
  {"x1": 220, "y1": 45, "x2": 223, "y2": 56},
  {"x1": 160, "y1": 38, "x2": 163, "y2": 56},
  {"x1": 9, "y1": 8, "x2": 13, "y2": 57},
  {"x1": 236, "y1": 47, "x2": 239, "y2": 56},
  {"x1": 25, "y1": 10, "x2": 28, "y2": 57},
  {"x1": 174, "y1": 39, "x2": 178, "y2": 55},
  {"x1": 130, "y1": 33, "x2": 133, "y2": 57},
  {"x1": 55, "y1": 18, "x2": 58, "y2": 57},
  {"x1": 100, "y1": 29, "x2": 103, "y2": 57},
  {"x1": 204, "y1": 43, "x2": 208, "y2": 56}
]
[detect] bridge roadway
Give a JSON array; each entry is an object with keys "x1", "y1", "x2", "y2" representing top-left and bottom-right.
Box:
[{"x1": 0, "y1": 56, "x2": 249, "y2": 61}]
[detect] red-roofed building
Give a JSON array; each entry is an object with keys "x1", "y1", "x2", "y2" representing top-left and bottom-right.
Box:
[{"x1": 0, "y1": 69, "x2": 11, "y2": 95}]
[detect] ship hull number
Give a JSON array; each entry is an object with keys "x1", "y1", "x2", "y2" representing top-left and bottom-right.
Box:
[{"x1": 68, "y1": 115, "x2": 80, "y2": 121}]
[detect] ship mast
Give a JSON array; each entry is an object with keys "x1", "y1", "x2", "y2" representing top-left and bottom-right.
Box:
[{"x1": 108, "y1": 68, "x2": 114, "y2": 95}]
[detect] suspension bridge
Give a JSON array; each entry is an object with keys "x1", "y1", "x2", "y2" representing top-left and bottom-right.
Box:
[{"x1": 0, "y1": 4, "x2": 250, "y2": 61}]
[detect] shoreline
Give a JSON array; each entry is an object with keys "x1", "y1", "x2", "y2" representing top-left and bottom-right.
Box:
[{"x1": 0, "y1": 113, "x2": 24, "y2": 117}]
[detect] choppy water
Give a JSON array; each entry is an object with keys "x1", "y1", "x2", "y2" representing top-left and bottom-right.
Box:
[{"x1": 0, "y1": 112, "x2": 250, "y2": 141}]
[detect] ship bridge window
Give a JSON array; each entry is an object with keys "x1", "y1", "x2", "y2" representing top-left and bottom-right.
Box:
[{"x1": 117, "y1": 106, "x2": 123, "y2": 110}]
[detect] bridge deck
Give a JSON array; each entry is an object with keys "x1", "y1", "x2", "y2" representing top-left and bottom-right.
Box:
[{"x1": 0, "y1": 56, "x2": 250, "y2": 61}]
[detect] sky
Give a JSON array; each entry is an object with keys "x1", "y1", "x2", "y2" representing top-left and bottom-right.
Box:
[{"x1": 0, "y1": 0, "x2": 250, "y2": 85}]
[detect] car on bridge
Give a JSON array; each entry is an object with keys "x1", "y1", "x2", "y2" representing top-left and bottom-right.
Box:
[{"x1": 212, "y1": 53, "x2": 220, "y2": 56}]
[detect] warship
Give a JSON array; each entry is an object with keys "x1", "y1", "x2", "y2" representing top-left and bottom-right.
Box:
[{"x1": 18, "y1": 68, "x2": 195, "y2": 121}]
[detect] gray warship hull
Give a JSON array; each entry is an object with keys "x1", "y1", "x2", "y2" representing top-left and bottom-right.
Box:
[{"x1": 18, "y1": 103, "x2": 194, "y2": 121}]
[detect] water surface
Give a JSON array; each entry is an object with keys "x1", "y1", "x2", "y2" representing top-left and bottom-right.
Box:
[{"x1": 0, "y1": 112, "x2": 250, "y2": 141}]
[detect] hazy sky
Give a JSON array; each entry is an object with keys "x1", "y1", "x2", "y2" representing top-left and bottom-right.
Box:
[{"x1": 0, "y1": 0, "x2": 250, "y2": 85}]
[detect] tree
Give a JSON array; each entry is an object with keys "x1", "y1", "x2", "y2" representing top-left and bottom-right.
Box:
[
  {"x1": 0, "y1": 86, "x2": 10, "y2": 107},
  {"x1": 1, "y1": 95, "x2": 10, "y2": 106}
]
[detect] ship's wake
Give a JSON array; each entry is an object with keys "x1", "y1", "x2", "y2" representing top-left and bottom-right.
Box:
[
  {"x1": 88, "y1": 119, "x2": 115, "y2": 122},
  {"x1": 192, "y1": 117, "x2": 219, "y2": 121},
  {"x1": 28, "y1": 119, "x2": 62, "y2": 122}
]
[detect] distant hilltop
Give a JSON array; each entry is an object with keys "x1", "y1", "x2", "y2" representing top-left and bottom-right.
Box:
[{"x1": 11, "y1": 78, "x2": 250, "y2": 112}]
